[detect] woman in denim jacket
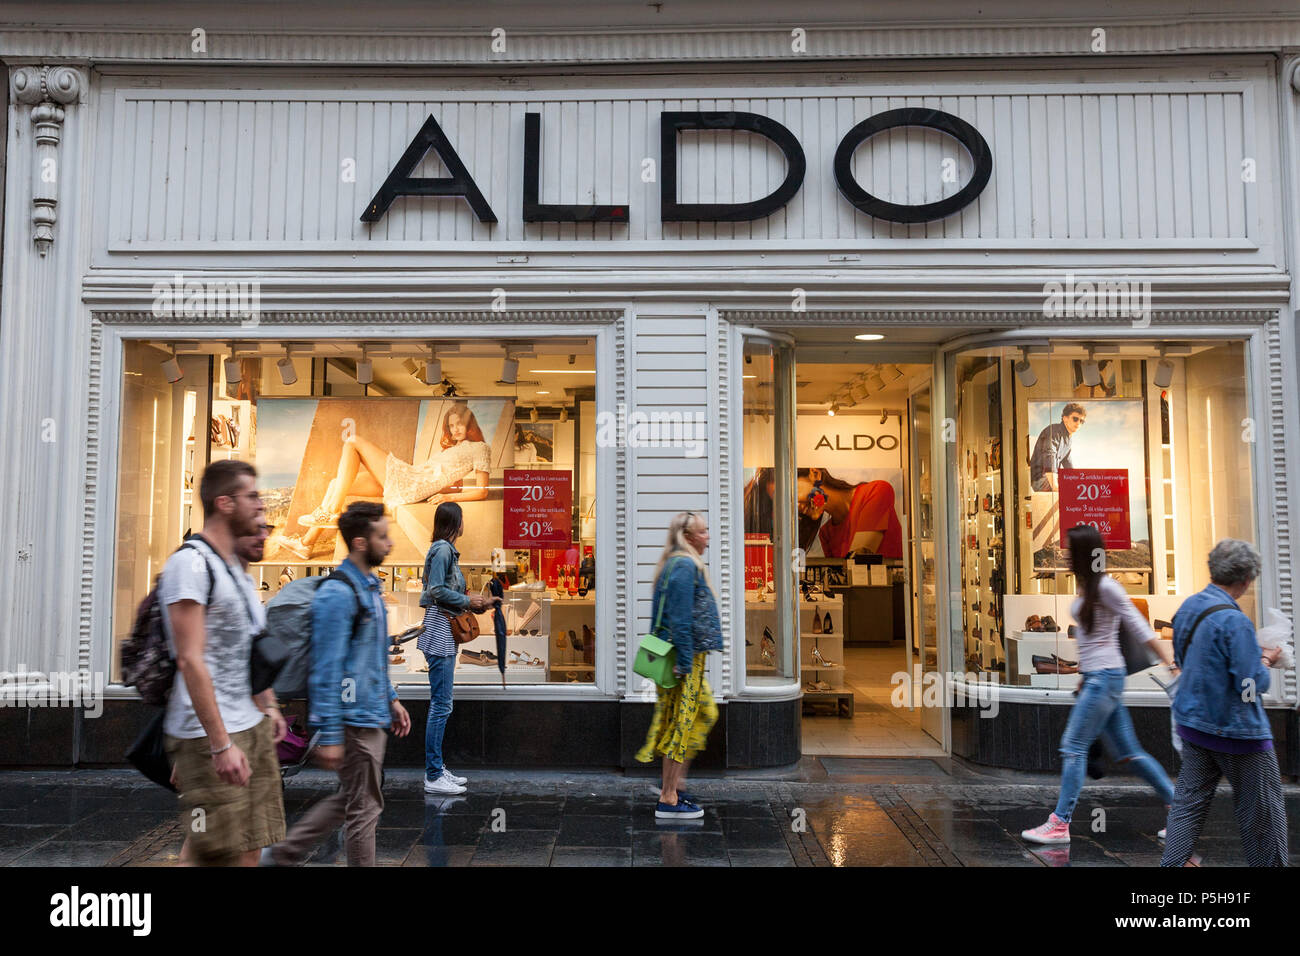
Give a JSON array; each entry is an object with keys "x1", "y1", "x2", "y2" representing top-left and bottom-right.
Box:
[
  {"x1": 1161, "y1": 539, "x2": 1287, "y2": 867},
  {"x1": 636, "y1": 511, "x2": 722, "y2": 820},
  {"x1": 419, "y1": 502, "x2": 493, "y2": 795}
]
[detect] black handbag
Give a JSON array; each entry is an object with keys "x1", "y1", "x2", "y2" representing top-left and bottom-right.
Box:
[
  {"x1": 125, "y1": 709, "x2": 177, "y2": 792},
  {"x1": 1118, "y1": 610, "x2": 1160, "y2": 675}
]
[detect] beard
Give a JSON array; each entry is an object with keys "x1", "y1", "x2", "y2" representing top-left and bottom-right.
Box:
[{"x1": 365, "y1": 544, "x2": 389, "y2": 568}]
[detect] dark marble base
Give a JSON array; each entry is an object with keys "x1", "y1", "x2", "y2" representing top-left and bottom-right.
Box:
[
  {"x1": 6, "y1": 696, "x2": 801, "y2": 771},
  {"x1": 952, "y1": 700, "x2": 1299, "y2": 776}
]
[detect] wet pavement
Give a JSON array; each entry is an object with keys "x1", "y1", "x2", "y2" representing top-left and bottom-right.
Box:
[{"x1": 1, "y1": 758, "x2": 1298, "y2": 866}]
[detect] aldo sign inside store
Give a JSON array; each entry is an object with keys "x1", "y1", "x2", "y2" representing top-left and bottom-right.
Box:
[{"x1": 362, "y1": 108, "x2": 992, "y2": 227}]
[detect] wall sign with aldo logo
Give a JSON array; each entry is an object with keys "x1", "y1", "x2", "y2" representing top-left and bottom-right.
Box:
[
  {"x1": 503, "y1": 469, "x2": 573, "y2": 548},
  {"x1": 1058, "y1": 468, "x2": 1131, "y2": 551},
  {"x1": 363, "y1": 108, "x2": 992, "y2": 226}
]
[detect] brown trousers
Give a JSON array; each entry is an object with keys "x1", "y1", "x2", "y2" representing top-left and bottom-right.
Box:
[{"x1": 273, "y1": 726, "x2": 387, "y2": 867}]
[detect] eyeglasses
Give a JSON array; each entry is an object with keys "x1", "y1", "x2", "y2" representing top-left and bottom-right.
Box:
[
  {"x1": 222, "y1": 491, "x2": 263, "y2": 503},
  {"x1": 1068, "y1": 415, "x2": 1085, "y2": 424}
]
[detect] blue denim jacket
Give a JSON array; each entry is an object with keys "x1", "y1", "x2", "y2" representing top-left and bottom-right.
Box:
[
  {"x1": 1171, "y1": 583, "x2": 1272, "y2": 741},
  {"x1": 420, "y1": 539, "x2": 470, "y2": 611},
  {"x1": 307, "y1": 558, "x2": 397, "y2": 747},
  {"x1": 651, "y1": 555, "x2": 722, "y2": 676}
]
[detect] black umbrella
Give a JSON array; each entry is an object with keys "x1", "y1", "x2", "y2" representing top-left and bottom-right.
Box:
[{"x1": 489, "y1": 575, "x2": 507, "y2": 687}]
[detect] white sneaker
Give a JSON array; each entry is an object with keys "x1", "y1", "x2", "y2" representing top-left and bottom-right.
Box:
[
  {"x1": 423, "y1": 772, "x2": 466, "y2": 795},
  {"x1": 442, "y1": 768, "x2": 468, "y2": 787}
]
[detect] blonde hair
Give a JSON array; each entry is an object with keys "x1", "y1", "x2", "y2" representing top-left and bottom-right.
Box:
[{"x1": 654, "y1": 511, "x2": 720, "y2": 604}]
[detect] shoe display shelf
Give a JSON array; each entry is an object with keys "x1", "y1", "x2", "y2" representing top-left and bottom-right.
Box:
[
  {"x1": 549, "y1": 592, "x2": 595, "y2": 683},
  {"x1": 456, "y1": 591, "x2": 551, "y2": 684},
  {"x1": 959, "y1": 455, "x2": 1007, "y2": 673},
  {"x1": 800, "y1": 597, "x2": 853, "y2": 717},
  {"x1": 743, "y1": 596, "x2": 779, "y2": 675},
  {"x1": 1005, "y1": 631, "x2": 1076, "y2": 685}
]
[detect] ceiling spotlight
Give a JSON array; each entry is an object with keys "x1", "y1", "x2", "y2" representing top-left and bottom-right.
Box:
[
  {"x1": 277, "y1": 346, "x2": 297, "y2": 386},
  {"x1": 224, "y1": 347, "x2": 241, "y2": 386},
  {"x1": 885, "y1": 365, "x2": 904, "y2": 382},
  {"x1": 160, "y1": 347, "x2": 183, "y2": 384},
  {"x1": 424, "y1": 348, "x2": 442, "y2": 387},
  {"x1": 355, "y1": 349, "x2": 373, "y2": 386},
  {"x1": 1153, "y1": 348, "x2": 1174, "y2": 389},
  {"x1": 868, "y1": 372, "x2": 886, "y2": 392},
  {"x1": 1014, "y1": 347, "x2": 1038, "y2": 388},
  {"x1": 530, "y1": 406, "x2": 539, "y2": 423},
  {"x1": 443, "y1": 380, "x2": 458, "y2": 398},
  {"x1": 500, "y1": 352, "x2": 519, "y2": 385},
  {"x1": 559, "y1": 407, "x2": 569, "y2": 423},
  {"x1": 1081, "y1": 348, "x2": 1101, "y2": 387},
  {"x1": 851, "y1": 382, "x2": 869, "y2": 403},
  {"x1": 568, "y1": 354, "x2": 577, "y2": 365},
  {"x1": 827, "y1": 401, "x2": 839, "y2": 417},
  {"x1": 880, "y1": 410, "x2": 889, "y2": 424}
]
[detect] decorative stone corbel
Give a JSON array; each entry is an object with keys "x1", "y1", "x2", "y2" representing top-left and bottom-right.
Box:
[{"x1": 10, "y1": 66, "x2": 84, "y2": 256}]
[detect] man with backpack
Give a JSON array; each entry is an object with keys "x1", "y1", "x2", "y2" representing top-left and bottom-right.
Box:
[
  {"x1": 264, "y1": 501, "x2": 411, "y2": 867},
  {"x1": 161, "y1": 460, "x2": 286, "y2": 867}
]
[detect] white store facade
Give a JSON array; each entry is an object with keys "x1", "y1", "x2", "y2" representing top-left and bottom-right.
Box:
[{"x1": 2, "y1": 2, "x2": 1299, "y2": 771}]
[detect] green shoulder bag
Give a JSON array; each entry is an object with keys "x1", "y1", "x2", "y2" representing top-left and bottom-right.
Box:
[{"x1": 634, "y1": 571, "x2": 679, "y2": 689}]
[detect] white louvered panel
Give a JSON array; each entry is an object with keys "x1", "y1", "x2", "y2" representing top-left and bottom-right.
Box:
[{"x1": 105, "y1": 85, "x2": 1258, "y2": 248}]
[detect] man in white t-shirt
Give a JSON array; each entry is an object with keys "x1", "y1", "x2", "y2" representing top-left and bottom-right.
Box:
[{"x1": 162, "y1": 460, "x2": 286, "y2": 867}]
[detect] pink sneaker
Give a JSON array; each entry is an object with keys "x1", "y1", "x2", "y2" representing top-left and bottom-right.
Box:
[{"x1": 1021, "y1": 813, "x2": 1071, "y2": 845}]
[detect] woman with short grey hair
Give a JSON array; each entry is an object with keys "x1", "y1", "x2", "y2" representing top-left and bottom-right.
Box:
[{"x1": 1161, "y1": 538, "x2": 1287, "y2": 867}]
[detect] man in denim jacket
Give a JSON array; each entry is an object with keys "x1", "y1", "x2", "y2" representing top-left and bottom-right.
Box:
[
  {"x1": 266, "y1": 502, "x2": 411, "y2": 866},
  {"x1": 1161, "y1": 539, "x2": 1287, "y2": 867}
]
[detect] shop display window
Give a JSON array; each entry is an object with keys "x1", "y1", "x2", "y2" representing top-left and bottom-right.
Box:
[
  {"x1": 950, "y1": 340, "x2": 1257, "y2": 690},
  {"x1": 113, "y1": 338, "x2": 598, "y2": 687}
]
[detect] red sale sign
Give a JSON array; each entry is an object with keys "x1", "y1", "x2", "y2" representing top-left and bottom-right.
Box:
[
  {"x1": 503, "y1": 470, "x2": 572, "y2": 548},
  {"x1": 1058, "y1": 468, "x2": 1131, "y2": 550},
  {"x1": 744, "y1": 533, "x2": 773, "y2": 591}
]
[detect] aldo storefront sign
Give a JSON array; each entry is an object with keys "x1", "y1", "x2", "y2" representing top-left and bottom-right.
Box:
[{"x1": 362, "y1": 107, "x2": 992, "y2": 227}]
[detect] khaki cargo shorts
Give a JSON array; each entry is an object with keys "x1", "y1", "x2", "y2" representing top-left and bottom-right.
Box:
[{"x1": 166, "y1": 716, "x2": 285, "y2": 865}]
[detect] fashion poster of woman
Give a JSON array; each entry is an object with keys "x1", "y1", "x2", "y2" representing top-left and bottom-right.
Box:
[
  {"x1": 513, "y1": 423, "x2": 555, "y2": 464},
  {"x1": 258, "y1": 397, "x2": 515, "y2": 565},
  {"x1": 743, "y1": 466, "x2": 905, "y2": 560},
  {"x1": 1027, "y1": 398, "x2": 1151, "y2": 571}
]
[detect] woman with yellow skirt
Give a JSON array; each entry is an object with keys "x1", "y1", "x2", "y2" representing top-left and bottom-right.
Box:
[{"x1": 636, "y1": 511, "x2": 722, "y2": 820}]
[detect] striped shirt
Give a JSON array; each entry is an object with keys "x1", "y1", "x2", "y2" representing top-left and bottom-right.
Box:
[{"x1": 418, "y1": 604, "x2": 455, "y2": 658}]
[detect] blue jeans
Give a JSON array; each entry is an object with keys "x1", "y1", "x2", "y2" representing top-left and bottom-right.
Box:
[
  {"x1": 1054, "y1": 668, "x2": 1175, "y2": 821},
  {"x1": 424, "y1": 652, "x2": 455, "y2": 780}
]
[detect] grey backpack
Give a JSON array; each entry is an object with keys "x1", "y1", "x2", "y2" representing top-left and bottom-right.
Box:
[{"x1": 265, "y1": 571, "x2": 366, "y2": 699}]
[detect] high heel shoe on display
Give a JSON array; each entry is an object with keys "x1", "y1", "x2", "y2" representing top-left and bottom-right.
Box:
[
  {"x1": 811, "y1": 612, "x2": 822, "y2": 634},
  {"x1": 811, "y1": 646, "x2": 836, "y2": 668},
  {"x1": 822, "y1": 611, "x2": 833, "y2": 633},
  {"x1": 760, "y1": 627, "x2": 775, "y2": 667},
  {"x1": 568, "y1": 629, "x2": 582, "y2": 652}
]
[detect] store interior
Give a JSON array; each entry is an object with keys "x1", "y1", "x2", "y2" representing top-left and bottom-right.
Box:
[
  {"x1": 114, "y1": 338, "x2": 599, "y2": 686},
  {"x1": 743, "y1": 347, "x2": 943, "y2": 757}
]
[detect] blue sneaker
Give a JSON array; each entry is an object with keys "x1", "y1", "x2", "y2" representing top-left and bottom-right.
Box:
[{"x1": 655, "y1": 798, "x2": 704, "y2": 820}]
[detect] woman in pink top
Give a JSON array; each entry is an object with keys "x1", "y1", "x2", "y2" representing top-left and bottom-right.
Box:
[{"x1": 1022, "y1": 524, "x2": 1175, "y2": 847}]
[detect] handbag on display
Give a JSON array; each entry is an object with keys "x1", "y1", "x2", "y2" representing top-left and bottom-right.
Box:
[{"x1": 634, "y1": 563, "x2": 680, "y2": 689}]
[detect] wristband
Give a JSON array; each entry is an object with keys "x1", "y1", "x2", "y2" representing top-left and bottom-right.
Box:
[{"x1": 210, "y1": 741, "x2": 233, "y2": 757}]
